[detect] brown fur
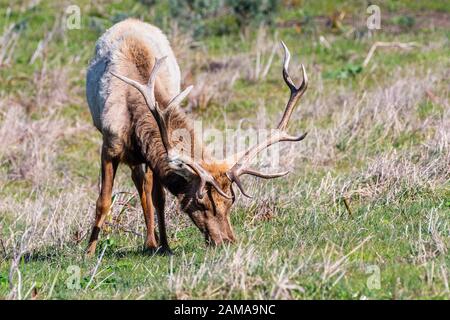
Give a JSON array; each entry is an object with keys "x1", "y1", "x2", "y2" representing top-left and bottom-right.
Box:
[{"x1": 87, "y1": 27, "x2": 236, "y2": 256}]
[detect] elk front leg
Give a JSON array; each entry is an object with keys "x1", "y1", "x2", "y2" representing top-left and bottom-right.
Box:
[
  {"x1": 152, "y1": 175, "x2": 172, "y2": 254},
  {"x1": 87, "y1": 151, "x2": 118, "y2": 257},
  {"x1": 131, "y1": 165, "x2": 158, "y2": 251}
]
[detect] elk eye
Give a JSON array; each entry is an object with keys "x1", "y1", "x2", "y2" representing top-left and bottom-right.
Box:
[{"x1": 195, "y1": 195, "x2": 207, "y2": 208}]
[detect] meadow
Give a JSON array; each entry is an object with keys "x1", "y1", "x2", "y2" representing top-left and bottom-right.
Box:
[{"x1": 0, "y1": 0, "x2": 449, "y2": 299}]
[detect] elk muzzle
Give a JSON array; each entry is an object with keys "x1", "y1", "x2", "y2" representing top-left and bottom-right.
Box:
[
  {"x1": 205, "y1": 216, "x2": 236, "y2": 246},
  {"x1": 190, "y1": 211, "x2": 236, "y2": 246}
]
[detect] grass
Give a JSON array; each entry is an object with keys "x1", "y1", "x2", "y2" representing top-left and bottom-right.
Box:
[{"x1": 0, "y1": 0, "x2": 449, "y2": 299}]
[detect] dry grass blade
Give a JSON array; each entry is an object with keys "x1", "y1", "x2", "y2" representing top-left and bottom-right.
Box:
[
  {"x1": 363, "y1": 41, "x2": 420, "y2": 67},
  {"x1": 85, "y1": 244, "x2": 108, "y2": 290}
]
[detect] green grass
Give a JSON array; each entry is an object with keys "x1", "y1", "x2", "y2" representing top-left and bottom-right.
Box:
[
  {"x1": 1, "y1": 183, "x2": 447, "y2": 299},
  {"x1": 0, "y1": 0, "x2": 449, "y2": 300}
]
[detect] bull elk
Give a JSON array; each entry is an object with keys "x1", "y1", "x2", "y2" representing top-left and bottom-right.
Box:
[{"x1": 85, "y1": 19, "x2": 308, "y2": 256}]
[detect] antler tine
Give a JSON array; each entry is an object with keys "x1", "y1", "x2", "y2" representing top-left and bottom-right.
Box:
[
  {"x1": 227, "y1": 168, "x2": 289, "y2": 199},
  {"x1": 240, "y1": 168, "x2": 289, "y2": 179},
  {"x1": 166, "y1": 85, "x2": 194, "y2": 111},
  {"x1": 280, "y1": 40, "x2": 295, "y2": 91},
  {"x1": 164, "y1": 85, "x2": 194, "y2": 125},
  {"x1": 111, "y1": 56, "x2": 167, "y2": 112},
  {"x1": 189, "y1": 162, "x2": 233, "y2": 200},
  {"x1": 147, "y1": 56, "x2": 168, "y2": 106},
  {"x1": 278, "y1": 41, "x2": 308, "y2": 131},
  {"x1": 227, "y1": 171, "x2": 253, "y2": 199},
  {"x1": 110, "y1": 72, "x2": 153, "y2": 111},
  {"x1": 226, "y1": 41, "x2": 309, "y2": 198}
]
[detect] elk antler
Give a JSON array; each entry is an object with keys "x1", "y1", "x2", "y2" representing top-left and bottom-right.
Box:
[
  {"x1": 226, "y1": 41, "x2": 308, "y2": 198},
  {"x1": 111, "y1": 57, "x2": 232, "y2": 200}
]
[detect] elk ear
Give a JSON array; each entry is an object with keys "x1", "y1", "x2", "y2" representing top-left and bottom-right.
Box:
[
  {"x1": 168, "y1": 159, "x2": 198, "y2": 181},
  {"x1": 168, "y1": 156, "x2": 233, "y2": 200}
]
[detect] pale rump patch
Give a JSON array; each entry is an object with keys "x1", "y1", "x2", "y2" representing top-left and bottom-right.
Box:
[{"x1": 86, "y1": 19, "x2": 181, "y2": 134}]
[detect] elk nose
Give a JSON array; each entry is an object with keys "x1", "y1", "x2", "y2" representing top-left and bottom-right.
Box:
[
  {"x1": 224, "y1": 238, "x2": 235, "y2": 245},
  {"x1": 205, "y1": 234, "x2": 235, "y2": 246},
  {"x1": 219, "y1": 233, "x2": 236, "y2": 245}
]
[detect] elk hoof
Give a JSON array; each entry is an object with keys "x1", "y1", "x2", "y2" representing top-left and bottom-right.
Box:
[
  {"x1": 158, "y1": 246, "x2": 174, "y2": 256},
  {"x1": 143, "y1": 246, "x2": 159, "y2": 255}
]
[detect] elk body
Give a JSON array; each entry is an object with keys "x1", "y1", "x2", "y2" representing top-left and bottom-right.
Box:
[{"x1": 85, "y1": 19, "x2": 308, "y2": 256}]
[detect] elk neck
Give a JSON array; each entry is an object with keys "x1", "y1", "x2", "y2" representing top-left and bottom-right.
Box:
[{"x1": 129, "y1": 94, "x2": 212, "y2": 196}]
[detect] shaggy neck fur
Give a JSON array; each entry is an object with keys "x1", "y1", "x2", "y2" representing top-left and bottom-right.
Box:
[
  {"x1": 129, "y1": 95, "x2": 199, "y2": 194},
  {"x1": 114, "y1": 32, "x2": 225, "y2": 197}
]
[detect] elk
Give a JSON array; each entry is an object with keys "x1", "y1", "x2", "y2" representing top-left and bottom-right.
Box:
[{"x1": 85, "y1": 19, "x2": 308, "y2": 256}]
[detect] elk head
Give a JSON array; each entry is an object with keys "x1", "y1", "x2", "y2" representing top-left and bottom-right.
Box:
[{"x1": 111, "y1": 41, "x2": 308, "y2": 246}]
